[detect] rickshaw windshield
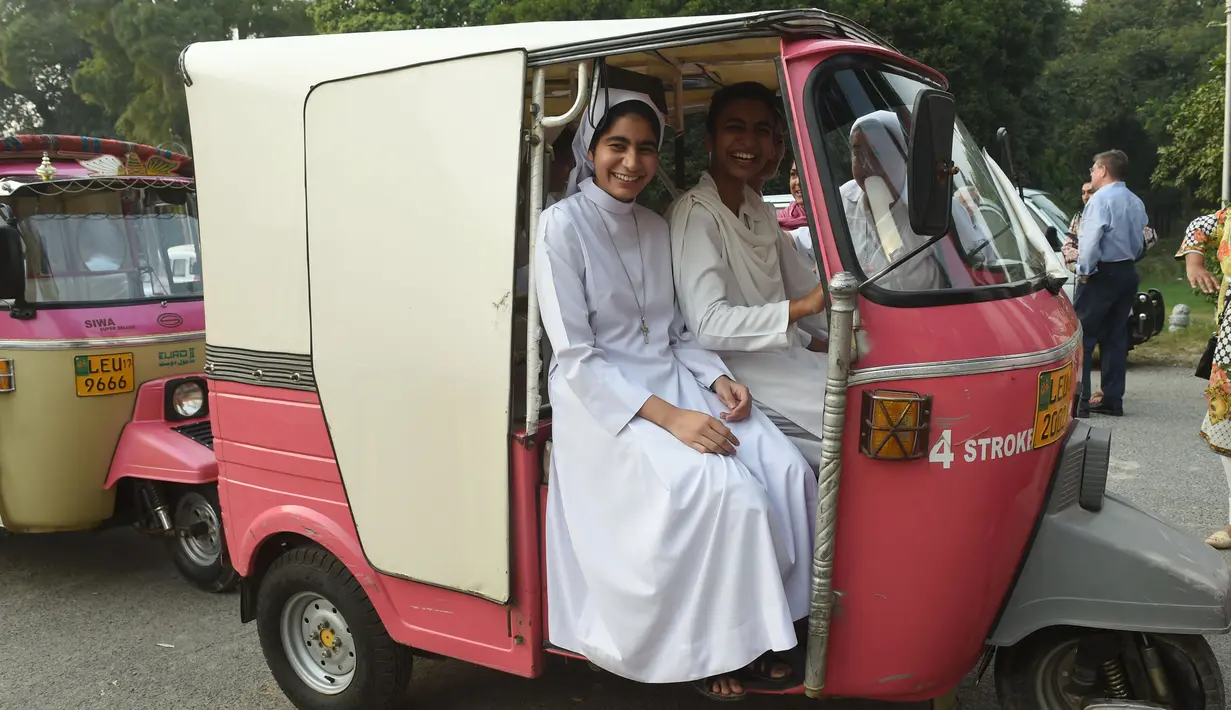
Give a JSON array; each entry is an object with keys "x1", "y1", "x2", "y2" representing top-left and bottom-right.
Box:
[
  {"x1": 7, "y1": 186, "x2": 202, "y2": 307},
  {"x1": 810, "y1": 62, "x2": 1051, "y2": 300}
]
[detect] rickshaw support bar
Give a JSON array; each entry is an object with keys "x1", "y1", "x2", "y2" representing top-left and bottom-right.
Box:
[
  {"x1": 804, "y1": 272, "x2": 860, "y2": 698},
  {"x1": 525, "y1": 63, "x2": 590, "y2": 438}
]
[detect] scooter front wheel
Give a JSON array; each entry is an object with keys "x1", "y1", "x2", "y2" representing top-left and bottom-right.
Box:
[
  {"x1": 165, "y1": 484, "x2": 239, "y2": 593},
  {"x1": 994, "y1": 626, "x2": 1224, "y2": 709},
  {"x1": 256, "y1": 545, "x2": 414, "y2": 710}
]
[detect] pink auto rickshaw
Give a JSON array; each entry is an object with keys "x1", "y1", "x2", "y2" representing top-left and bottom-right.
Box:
[
  {"x1": 0, "y1": 135, "x2": 233, "y2": 591},
  {"x1": 181, "y1": 10, "x2": 1230, "y2": 710}
]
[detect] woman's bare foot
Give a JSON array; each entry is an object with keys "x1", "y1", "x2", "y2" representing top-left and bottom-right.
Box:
[
  {"x1": 710, "y1": 675, "x2": 744, "y2": 697},
  {"x1": 1205, "y1": 525, "x2": 1231, "y2": 549},
  {"x1": 695, "y1": 673, "x2": 745, "y2": 701}
]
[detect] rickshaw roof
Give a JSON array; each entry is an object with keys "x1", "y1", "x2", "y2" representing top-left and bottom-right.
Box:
[
  {"x1": 0, "y1": 135, "x2": 193, "y2": 179},
  {"x1": 180, "y1": 10, "x2": 889, "y2": 88}
]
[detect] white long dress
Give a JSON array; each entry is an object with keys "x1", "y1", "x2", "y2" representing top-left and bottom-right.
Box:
[
  {"x1": 536, "y1": 178, "x2": 817, "y2": 685},
  {"x1": 668, "y1": 176, "x2": 829, "y2": 469}
]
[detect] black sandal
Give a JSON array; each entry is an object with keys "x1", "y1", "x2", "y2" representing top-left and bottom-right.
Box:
[{"x1": 693, "y1": 674, "x2": 747, "y2": 702}]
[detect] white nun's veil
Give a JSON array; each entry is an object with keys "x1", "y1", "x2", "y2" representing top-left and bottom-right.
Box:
[{"x1": 564, "y1": 73, "x2": 665, "y2": 197}]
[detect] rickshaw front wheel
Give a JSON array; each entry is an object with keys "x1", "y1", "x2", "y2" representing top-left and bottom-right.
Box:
[
  {"x1": 993, "y1": 626, "x2": 1224, "y2": 709},
  {"x1": 256, "y1": 545, "x2": 414, "y2": 710},
  {"x1": 165, "y1": 485, "x2": 239, "y2": 593}
]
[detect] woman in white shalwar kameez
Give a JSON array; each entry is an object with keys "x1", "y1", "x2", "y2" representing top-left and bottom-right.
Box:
[
  {"x1": 535, "y1": 82, "x2": 817, "y2": 701},
  {"x1": 667, "y1": 82, "x2": 830, "y2": 470}
]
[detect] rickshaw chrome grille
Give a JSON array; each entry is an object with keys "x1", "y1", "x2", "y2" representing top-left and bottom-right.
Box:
[
  {"x1": 173, "y1": 420, "x2": 214, "y2": 450},
  {"x1": 859, "y1": 390, "x2": 932, "y2": 461}
]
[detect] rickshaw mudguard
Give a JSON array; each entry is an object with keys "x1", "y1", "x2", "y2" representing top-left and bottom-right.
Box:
[
  {"x1": 988, "y1": 423, "x2": 1231, "y2": 646},
  {"x1": 104, "y1": 376, "x2": 216, "y2": 489}
]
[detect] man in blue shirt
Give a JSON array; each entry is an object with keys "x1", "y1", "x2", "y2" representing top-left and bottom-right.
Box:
[{"x1": 1075, "y1": 149, "x2": 1148, "y2": 417}]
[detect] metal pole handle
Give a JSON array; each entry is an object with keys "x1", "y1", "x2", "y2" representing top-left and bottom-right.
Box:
[{"x1": 804, "y1": 271, "x2": 859, "y2": 697}]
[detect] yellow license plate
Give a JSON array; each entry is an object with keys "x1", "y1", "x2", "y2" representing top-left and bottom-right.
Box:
[
  {"x1": 74, "y1": 352, "x2": 135, "y2": 397},
  {"x1": 1033, "y1": 362, "x2": 1075, "y2": 449}
]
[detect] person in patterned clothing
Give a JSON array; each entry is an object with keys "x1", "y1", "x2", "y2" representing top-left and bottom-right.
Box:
[
  {"x1": 1061, "y1": 182, "x2": 1095, "y2": 271},
  {"x1": 1177, "y1": 209, "x2": 1231, "y2": 548}
]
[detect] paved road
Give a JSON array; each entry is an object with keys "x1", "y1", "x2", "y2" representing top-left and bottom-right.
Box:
[{"x1": 3, "y1": 364, "x2": 1230, "y2": 710}]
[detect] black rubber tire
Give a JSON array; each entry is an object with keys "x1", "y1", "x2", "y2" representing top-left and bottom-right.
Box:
[
  {"x1": 994, "y1": 626, "x2": 1224, "y2": 710},
  {"x1": 164, "y1": 484, "x2": 239, "y2": 593},
  {"x1": 256, "y1": 546, "x2": 414, "y2": 710}
]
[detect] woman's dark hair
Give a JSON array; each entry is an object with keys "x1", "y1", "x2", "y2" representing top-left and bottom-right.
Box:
[
  {"x1": 704, "y1": 81, "x2": 783, "y2": 136},
  {"x1": 588, "y1": 101, "x2": 662, "y2": 153}
]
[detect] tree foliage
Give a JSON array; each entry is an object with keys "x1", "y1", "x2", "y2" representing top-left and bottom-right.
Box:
[
  {"x1": 1026, "y1": 0, "x2": 1225, "y2": 233},
  {"x1": 0, "y1": 0, "x2": 312, "y2": 147},
  {"x1": 1151, "y1": 54, "x2": 1226, "y2": 207}
]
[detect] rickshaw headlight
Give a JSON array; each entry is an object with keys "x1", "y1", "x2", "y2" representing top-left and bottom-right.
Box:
[
  {"x1": 859, "y1": 390, "x2": 932, "y2": 461},
  {"x1": 0, "y1": 358, "x2": 15, "y2": 393},
  {"x1": 165, "y1": 378, "x2": 208, "y2": 420}
]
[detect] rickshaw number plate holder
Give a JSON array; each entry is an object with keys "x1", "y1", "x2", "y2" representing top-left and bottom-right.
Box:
[
  {"x1": 1033, "y1": 362, "x2": 1074, "y2": 449},
  {"x1": 74, "y1": 352, "x2": 135, "y2": 397}
]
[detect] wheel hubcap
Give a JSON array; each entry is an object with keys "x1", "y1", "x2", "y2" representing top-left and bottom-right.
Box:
[
  {"x1": 1033, "y1": 640, "x2": 1086, "y2": 710},
  {"x1": 280, "y1": 592, "x2": 356, "y2": 695},
  {"x1": 173, "y1": 492, "x2": 221, "y2": 567}
]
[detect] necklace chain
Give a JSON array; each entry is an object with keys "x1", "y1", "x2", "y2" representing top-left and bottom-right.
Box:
[{"x1": 596, "y1": 209, "x2": 650, "y2": 344}]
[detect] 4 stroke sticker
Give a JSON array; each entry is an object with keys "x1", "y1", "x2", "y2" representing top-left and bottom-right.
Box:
[{"x1": 928, "y1": 427, "x2": 1036, "y2": 469}]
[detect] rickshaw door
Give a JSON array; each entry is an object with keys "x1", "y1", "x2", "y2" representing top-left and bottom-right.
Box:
[{"x1": 302, "y1": 51, "x2": 527, "y2": 604}]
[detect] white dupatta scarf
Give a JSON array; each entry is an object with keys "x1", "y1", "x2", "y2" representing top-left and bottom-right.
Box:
[{"x1": 668, "y1": 171, "x2": 788, "y2": 309}]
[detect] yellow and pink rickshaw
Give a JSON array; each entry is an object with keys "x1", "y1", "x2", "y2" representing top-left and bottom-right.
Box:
[
  {"x1": 179, "y1": 9, "x2": 1229, "y2": 710},
  {"x1": 0, "y1": 135, "x2": 233, "y2": 591}
]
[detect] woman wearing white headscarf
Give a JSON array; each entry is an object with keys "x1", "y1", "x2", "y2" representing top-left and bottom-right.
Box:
[
  {"x1": 668, "y1": 82, "x2": 830, "y2": 470},
  {"x1": 536, "y1": 74, "x2": 816, "y2": 699},
  {"x1": 840, "y1": 110, "x2": 947, "y2": 291}
]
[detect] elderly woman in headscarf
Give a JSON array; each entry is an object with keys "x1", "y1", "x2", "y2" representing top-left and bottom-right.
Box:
[
  {"x1": 840, "y1": 110, "x2": 947, "y2": 292},
  {"x1": 668, "y1": 81, "x2": 830, "y2": 471},
  {"x1": 535, "y1": 76, "x2": 817, "y2": 701}
]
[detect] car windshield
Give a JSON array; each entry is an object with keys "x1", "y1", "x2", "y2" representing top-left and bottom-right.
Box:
[
  {"x1": 1028, "y1": 191, "x2": 1075, "y2": 232},
  {"x1": 7, "y1": 186, "x2": 201, "y2": 307},
  {"x1": 809, "y1": 63, "x2": 1051, "y2": 298}
]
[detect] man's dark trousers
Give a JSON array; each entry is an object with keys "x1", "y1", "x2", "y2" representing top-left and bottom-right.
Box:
[{"x1": 1075, "y1": 260, "x2": 1138, "y2": 410}]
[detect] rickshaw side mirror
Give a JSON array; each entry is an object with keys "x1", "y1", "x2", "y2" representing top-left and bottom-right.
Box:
[
  {"x1": 0, "y1": 225, "x2": 26, "y2": 301},
  {"x1": 995, "y1": 126, "x2": 1015, "y2": 177},
  {"x1": 906, "y1": 88, "x2": 956, "y2": 237}
]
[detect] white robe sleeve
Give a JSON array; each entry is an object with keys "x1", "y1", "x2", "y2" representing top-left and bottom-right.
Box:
[
  {"x1": 535, "y1": 209, "x2": 654, "y2": 436},
  {"x1": 776, "y1": 229, "x2": 828, "y2": 345},
  {"x1": 668, "y1": 300, "x2": 732, "y2": 390},
  {"x1": 674, "y1": 206, "x2": 792, "y2": 352}
]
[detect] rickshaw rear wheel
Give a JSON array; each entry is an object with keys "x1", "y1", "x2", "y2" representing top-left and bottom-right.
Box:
[
  {"x1": 256, "y1": 545, "x2": 414, "y2": 710},
  {"x1": 993, "y1": 626, "x2": 1224, "y2": 710},
  {"x1": 165, "y1": 485, "x2": 239, "y2": 593}
]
